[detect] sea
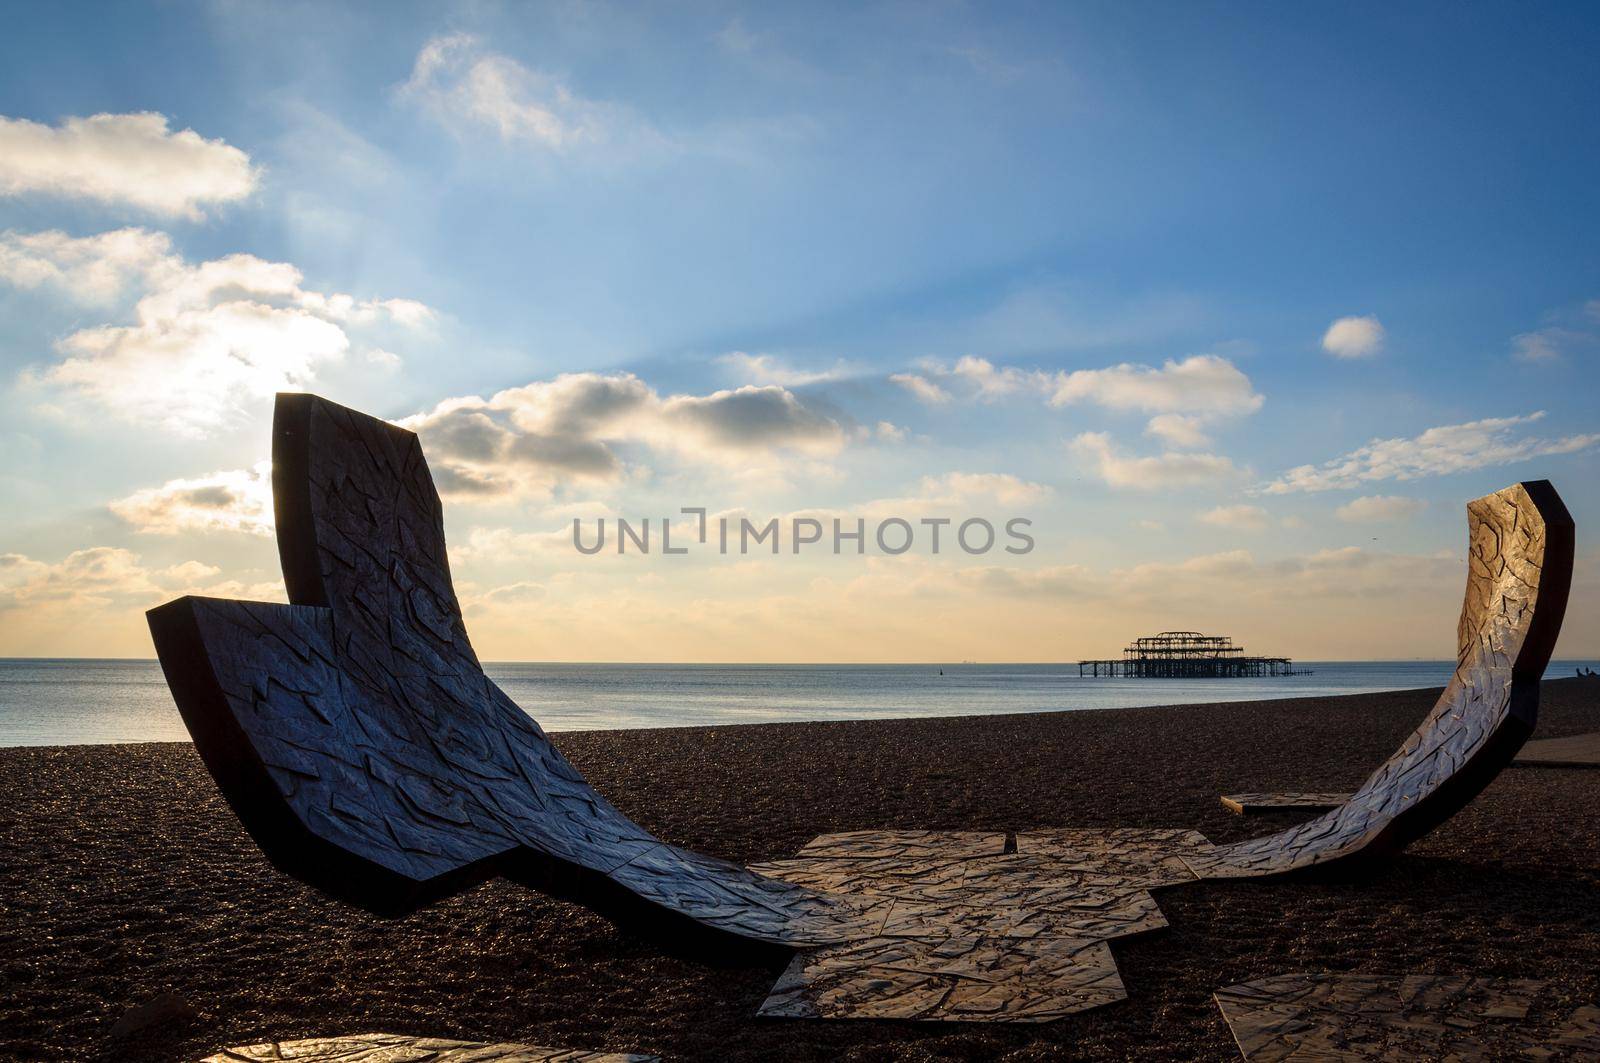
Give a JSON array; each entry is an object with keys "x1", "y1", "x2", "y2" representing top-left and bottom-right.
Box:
[{"x1": 1, "y1": 658, "x2": 1597, "y2": 747}]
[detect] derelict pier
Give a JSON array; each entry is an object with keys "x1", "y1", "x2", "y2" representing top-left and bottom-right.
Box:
[{"x1": 1077, "y1": 631, "x2": 1303, "y2": 678}]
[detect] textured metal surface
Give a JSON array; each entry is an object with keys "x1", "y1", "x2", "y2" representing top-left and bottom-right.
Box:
[
  {"x1": 794, "y1": 830, "x2": 1009, "y2": 861},
  {"x1": 1189, "y1": 481, "x2": 1572, "y2": 879},
  {"x1": 751, "y1": 829, "x2": 1203, "y2": 1020},
  {"x1": 1219, "y1": 793, "x2": 1352, "y2": 815},
  {"x1": 1015, "y1": 828, "x2": 1215, "y2": 887},
  {"x1": 200, "y1": 1032, "x2": 657, "y2": 1061},
  {"x1": 1213, "y1": 974, "x2": 1599, "y2": 1061},
  {"x1": 147, "y1": 396, "x2": 1573, "y2": 1024},
  {"x1": 1515, "y1": 732, "x2": 1600, "y2": 768},
  {"x1": 759, "y1": 933, "x2": 1125, "y2": 1023}
]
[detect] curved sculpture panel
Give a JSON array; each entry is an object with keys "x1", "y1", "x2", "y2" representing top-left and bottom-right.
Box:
[
  {"x1": 150, "y1": 394, "x2": 882, "y2": 950},
  {"x1": 1188, "y1": 479, "x2": 1572, "y2": 879},
  {"x1": 147, "y1": 393, "x2": 1572, "y2": 1022}
]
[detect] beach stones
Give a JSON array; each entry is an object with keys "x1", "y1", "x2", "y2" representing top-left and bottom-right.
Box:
[{"x1": 109, "y1": 990, "x2": 199, "y2": 1039}]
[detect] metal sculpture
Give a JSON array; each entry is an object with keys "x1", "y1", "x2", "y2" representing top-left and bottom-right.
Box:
[
  {"x1": 148, "y1": 394, "x2": 1572, "y2": 1022},
  {"x1": 1188, "y1": 479, "x2": 1572, "y2": 879},
  {"x1": 149, "y1": 394, "x2": 885, "y2": 949}
]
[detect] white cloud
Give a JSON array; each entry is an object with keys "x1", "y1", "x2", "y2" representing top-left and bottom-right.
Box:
[
  {"x1": 0, "y1": 546, "x2": 281, "y2": 615},
  {"x1": 0, "y1": 112, "x2": 257, "y2": 219},
  {"x1": 1264, "y1": 411, "x2": 1600, "y2": 493},
  {"x1": 1321, "y1": 315, "x2": 1385, "y2": 359},
  {"x1": 906, "y1": 354, "x2": 1263, "y2": 444},
  {"x1": 716, "y1": 17, "x2": 760, "y2": 54},
  {"x1": 1198, "y1": 504, "x2": 1271, "y2": 531},
  {"x1": 1511, "y1": 326, "x2": 1594, "y2": 363},
  {"x1": 1070, "y1": 431, "x2": 1240, "y2": 489},
  {"x1": 0, "y1": 228, "x2": 172, "y2": 304},
  {"x1": 402, "y1": 33, "x2": 643, "y2": 151},
  {"x1": 718, "y1": 351, "x2": 852, "y2": 387},
  {"x1": 889, "y1": 372, "x2": 951, "y2": 404},
  {"x1": 949, "y1": 355, "x2": 1041, "y2": 399},
  {"x1": 1512, "y1": 329, "x2": 1565, "y2": 362},
  {"x1": 5, "y1": 228, "x2": 433, "y2": 436},
  {"x1": 477, "y1": 580, "x2": 548, "y2": 605},
  {"x1": 109, "y1": 461, "x2": 273, "y2": 536},
  {"x1": 1335, "y1": 495, "x2": 1426, "y2": 523},
  {"x1": 1504, "y1": 298, "x2": 1600, "y2": 362},
  {"x1": 451, "y1": 525, "x2": 573, "y2": 563},
  {"x1": 914, "y1": 472, "x2": 1050, "y2": 507},
  {"x1": 1048, "y1": 354, "x2": 1263, "y2": 416},
  {"x1": 401, "y1": 372, "x2": 849, "y2": 500},
  {"x1": 1144, "y1": 413, "x2": 1211, "y2": 449},
  {"x1": 926, "y1": 543, "x2": 1461, "y2": 611}
]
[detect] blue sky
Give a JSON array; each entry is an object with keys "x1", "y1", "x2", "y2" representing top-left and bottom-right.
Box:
[{"x1": 0, "y1": 1, "x2": 1596, "y2": 660}]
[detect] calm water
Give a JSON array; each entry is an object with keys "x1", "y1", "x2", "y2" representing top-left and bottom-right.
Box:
[{"x1": 2, "y1": 658, "x2": 1597, "y2": 747}]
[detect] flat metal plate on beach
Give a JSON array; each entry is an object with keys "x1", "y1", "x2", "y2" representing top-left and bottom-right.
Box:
[{"x1": 1213, "y1": 974, "x2": 1600, "y2": 1061}]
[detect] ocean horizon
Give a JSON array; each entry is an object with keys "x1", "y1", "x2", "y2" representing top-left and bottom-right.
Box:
[{"x1": 3, "y1": 656, "x2": 1596, "y2": 748}]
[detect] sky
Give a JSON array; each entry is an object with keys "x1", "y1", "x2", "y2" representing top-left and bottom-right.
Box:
[{"x1": 0, "y1": 1, "x2": 1596, "y2": 662}]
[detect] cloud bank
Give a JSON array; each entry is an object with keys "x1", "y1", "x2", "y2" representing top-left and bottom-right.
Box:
[
  {"x1": 402, "y1": 34, "x2": 644, "y2": 151},
  {"x1": 1264, "y1": 412, "x2": 1599, "y2": 493},
  {"x1": 402, "y1": 372, "x2": 850, "y2": 499},
  {"x1": 3, "y1": 228, "x2": 431, "y2": 435},
  {"x1": 110, "y1": 462, "x2": 274, "y2": 536},
  {"x1": 0, "y1": 112, "x2": 257, "y2": 219}
]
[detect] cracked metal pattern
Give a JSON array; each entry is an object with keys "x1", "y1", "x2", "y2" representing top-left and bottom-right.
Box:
[
  {"x1": 759, "y1": 933, "x2": 1126, "y2": 1023},
  {"x1": 201, "y1": 1032, "x2": 657, "y2": 1061},
  {"x1": 1219, "y1": 793, "x2": 1352, "y2": 815},
  {"x1": 1190, "y1": 481, "x2": 1572, "y2": 879},
  {"x1": 793, "y1": 831, "x2": 1010, "y2": 860},
  {"x1": 752, "y1": 830, "x2": 1193, "y2": 1020},
  {"x1": 1214, "y1": 974, "x2": 1599, "y2": 1061},
  {"x1": 1014, "y1": 828, "x2": 1215, "y2": 887}
]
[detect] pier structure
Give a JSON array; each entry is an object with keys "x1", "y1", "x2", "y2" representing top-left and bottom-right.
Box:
[{"x1": 1078, "y1": 630, "x2": 1298, "y2": 677}]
